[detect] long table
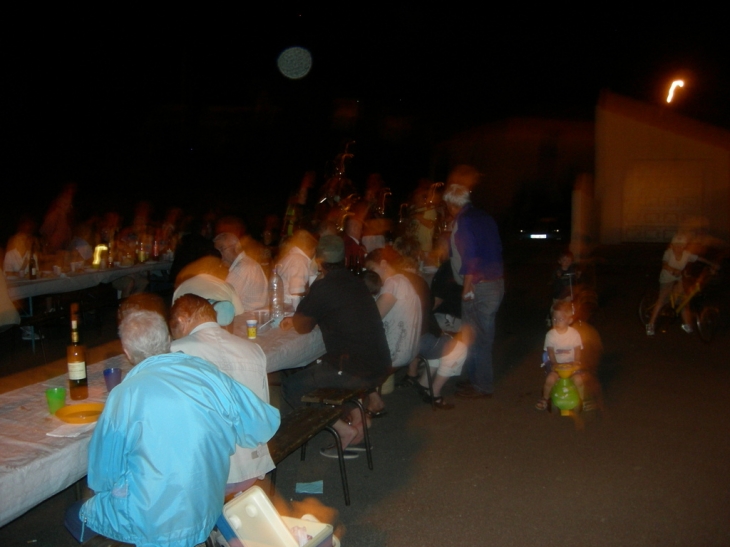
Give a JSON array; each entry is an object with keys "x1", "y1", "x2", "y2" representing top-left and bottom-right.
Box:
[
  {"x1": 6, "y1": 261, "x2": 172, "y2": 301},
  {"x1": 0, "y1": 356, "x2": 132, "y2": 527},
  {"x1": 0, "y1": 320, "x2": 325, "y2": 528}
]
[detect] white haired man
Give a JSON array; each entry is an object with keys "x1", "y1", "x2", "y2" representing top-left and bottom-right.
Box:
[
  {"x1": 214, "y1": 232, "x2": 268, "y2": 311},
  {"x1": 443, "y1": 166, "x2": 504, "y2": 399},
  {"x1": 64, "y1": 310, "x2": 279, "y2": 547}
]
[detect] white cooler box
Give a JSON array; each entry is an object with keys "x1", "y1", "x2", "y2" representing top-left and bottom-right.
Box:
[{"x1": 222, "y1": 486, "x2": 334, "y2": 547}]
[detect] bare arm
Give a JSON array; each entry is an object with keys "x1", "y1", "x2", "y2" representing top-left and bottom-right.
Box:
[
  {"x1": 280, "y1": 313, "x2": 317, "y2": 334},
  {"x1": 376, "y1": 292, "x2": 397, "y2": 318}
]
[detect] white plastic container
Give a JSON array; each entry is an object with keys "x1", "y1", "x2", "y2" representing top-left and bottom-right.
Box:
[{"x1": 222, "y1": 486, "x2": 334, "y2": 547}]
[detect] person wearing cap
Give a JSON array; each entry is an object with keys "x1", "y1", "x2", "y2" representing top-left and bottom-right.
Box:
[
  {"x1": 172, "y1": 273, "x2": 244, "y2": 328},
  {"x1": 443, "y1": 166, "x2": 504, "y2": 399},
  {"x1": 646, "y1": 233, "x2": 719, "y2": 336},
  {"x1": 279, "y1": 235, "x2": 391, "y2": 459},
  {"x1": 214, "y1": 232, "x2": 268, "y2": 311}
]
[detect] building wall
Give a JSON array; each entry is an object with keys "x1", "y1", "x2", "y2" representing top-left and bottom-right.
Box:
[{"x1": 596, "y1": 101, "x2": 730, "y2": 244}]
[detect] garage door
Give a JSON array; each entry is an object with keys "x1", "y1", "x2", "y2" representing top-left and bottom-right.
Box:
[{"x1": 622, "y1": 160, "x2": 704, "y2": 242}]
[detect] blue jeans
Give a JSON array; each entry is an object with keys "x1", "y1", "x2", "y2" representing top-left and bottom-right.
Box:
[{"x1": 462, "y1": 279, "x2": 504, "y2": 394}]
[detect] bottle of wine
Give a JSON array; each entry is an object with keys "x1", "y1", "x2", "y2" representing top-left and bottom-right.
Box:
[
  {"x1": 67, "y1": 303, "x2": 88, "y2": 400},
  {"x1": 28, "y1": 252, "x2": 38, "y2": 280}
]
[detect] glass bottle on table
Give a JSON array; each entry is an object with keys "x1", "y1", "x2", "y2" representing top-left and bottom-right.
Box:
[
  {"x1": 269, "y1": 265, "x2": 284, "y2": 327},
  {"x1": 28, "y1": 246, "x2": 38, "y2": 280},
  {"x1": 67, "y1": 303, "x2": 88, "y2": 400}
]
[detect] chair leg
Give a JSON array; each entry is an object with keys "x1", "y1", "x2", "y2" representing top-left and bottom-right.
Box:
[
  {"x1": 324, "y1": 425, "x2": 350, "y2": 506},
  {"x1": 269, "y1": 468, "x2": 277, "y2": 497},
  {"x1": 348, "y1": 397, "x2": 374, "y2": 471},
  {"x1": 420, "y1": 356, "x2": 436, "y2": 411}
]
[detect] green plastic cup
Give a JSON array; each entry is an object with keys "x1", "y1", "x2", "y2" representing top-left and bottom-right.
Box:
[{"x1": 45, "y1": 387, "x2": 66, "y2": 415}]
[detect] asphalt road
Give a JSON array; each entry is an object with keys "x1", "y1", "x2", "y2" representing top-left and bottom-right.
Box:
[{"x1": 2, "y1": 241, "x2": 729, "y2": 547}]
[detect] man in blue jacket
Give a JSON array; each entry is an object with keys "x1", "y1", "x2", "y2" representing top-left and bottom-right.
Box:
[{"x1": 65, "y1": 309, "x2": 280, "y2": 547}]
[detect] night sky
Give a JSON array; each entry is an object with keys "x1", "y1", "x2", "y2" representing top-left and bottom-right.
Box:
[{"x1": 3, "y1": 7, "x2": 727, "y2": 238}]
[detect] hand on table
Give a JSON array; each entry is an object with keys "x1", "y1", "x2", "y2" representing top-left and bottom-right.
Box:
[{"x1": 279, "y1": 316, "x2": 294, "y2": 330}]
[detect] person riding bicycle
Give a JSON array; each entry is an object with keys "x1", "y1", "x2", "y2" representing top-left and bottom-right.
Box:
[{"x1": 646, "y1": 233, "x2": 719, "y2": 336}]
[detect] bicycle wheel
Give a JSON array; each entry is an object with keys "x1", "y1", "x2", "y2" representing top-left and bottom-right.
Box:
[
  {"x1": 696, "y1": 306, "x2": 719, "y2": 343},
  {"x1": 639, "y1": 288, "x2": 658, "y2": 325}
]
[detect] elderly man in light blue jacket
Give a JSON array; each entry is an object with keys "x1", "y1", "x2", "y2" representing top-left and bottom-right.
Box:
[{"x1": 65, "y1": 310, "x2": 280, "y2": 547}]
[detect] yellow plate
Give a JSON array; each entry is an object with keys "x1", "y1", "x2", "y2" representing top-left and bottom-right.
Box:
[{"x1": 55, "y1": 403, "x2": 105, "y2": 424}]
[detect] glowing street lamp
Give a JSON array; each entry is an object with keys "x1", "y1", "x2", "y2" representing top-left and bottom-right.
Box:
[{"x1": 666, "y1": 80, "x2": 684, "y2": 103}]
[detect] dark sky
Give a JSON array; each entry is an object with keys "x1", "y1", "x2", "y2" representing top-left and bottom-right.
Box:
[{"x1": 2, "y1": 7, "x2": 727, "y2": 235}]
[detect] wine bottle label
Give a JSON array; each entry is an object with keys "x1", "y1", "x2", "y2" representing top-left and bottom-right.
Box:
[
  {"x1": 71, "y1": 320, "x2": 78, "y2": 330},
  {"x1": 68, "y1": 361, "x2": 87, "y2": 380}
]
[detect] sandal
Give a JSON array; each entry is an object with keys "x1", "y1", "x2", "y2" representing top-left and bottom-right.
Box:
[
  {"x1": 365, "y1": 409, "x2": 388, "y2": 419},
  {"x1": 424, "y1": 395, "x2": 454, "y2": 410},
  {"x1": 397, "y1": 374, "x2": 420, "y2": 388},
  {"x1": 535, "y1": 397, "x2": 549, "y2": 411}
]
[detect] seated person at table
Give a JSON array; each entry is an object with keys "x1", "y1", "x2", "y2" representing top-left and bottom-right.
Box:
[
  {"x1": 64, "y1": 310, "x2": 280, "y2": 547},
  {"x1": 169, "y1": 293, "x2": 274, "y2": 494},
  {"x1": 276, "y1": 229, "x2": 318, "y2": 307},
  {"x1": 173, "y1": 273, "x2": 244, "y2": 328},
  {"x1": 364, "y1": 247, "x2": 422, "y2": 414},
  {"x1": 280, "y1": 235, "x2": 391, "y2": 459},
  {"x1": 117, "y1": 292, "x2": 168, "y2": 323},
  {"x1": 365, "y1": 247, "x2": 422, "y2": 368},
  {"x1": 214, "y1": 232, "x2": 268, "y2": 311}
]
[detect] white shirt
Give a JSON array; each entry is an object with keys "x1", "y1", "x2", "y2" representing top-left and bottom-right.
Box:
[
  {"x1": 544, "y1": 326, "x2": 583, "y2": 364},
  {"x1": 381, "y1": 274, "x2": 422, "y2": 367},
  {"x1": 171, "y1": 321, "x2": 274, "y2": 483},
  {"x1": 3, "y1": 248, "x2": 28, "y2": 274},
  {"x1": 659, "y1": 249, "x2": 698, "y2": 284},
  {"x1": 276, "y1": 246, "x2": 313, "y2": 304},
  {"x1": 226, "y1": 251, "x2": 268, "y2": 311}
]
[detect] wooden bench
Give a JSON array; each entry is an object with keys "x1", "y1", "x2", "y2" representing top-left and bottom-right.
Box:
[{"x1": 267, "y1": 405, "x2": 352, "y2": 505}]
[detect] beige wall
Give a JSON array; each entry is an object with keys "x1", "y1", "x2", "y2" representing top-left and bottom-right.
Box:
[{"x1": 596, "y1": 105, "x2": 730, "y2": 243}]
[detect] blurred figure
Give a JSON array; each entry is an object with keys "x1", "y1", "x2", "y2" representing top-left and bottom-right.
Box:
[
  {"x1": 342, "y1": 216, "x2": 366, "y2": 270},
  {"x1": 444, "y1": 167, "x2": 504, "y2": 399},
  {"x1": 214, "y1": 232, "x2": 268, "y2": 311},
  {"x1": 275, "y1": 230, "x2": 318, "y2": 306},
  {"x1": 281, "y1": 171, "x2": 316, "y2": 238},
  {"x1": 3, "y1": 216, "x2": 38, "y2": 276},
  {"x1": 646, "y1": 233, "x2": 720, "y2": 336},
  {"x1": 170, "y1": 217, "x2": 222, "y2": 286},
  {"x1": 408, "y1": 179, "x2": 440, "y2": 256},
  {"x1": 40, "y1": 183, "x2": 76, "y2": 254},
  {"x1": 117, "y1": 292, "x2": 168, "y2": 324}
]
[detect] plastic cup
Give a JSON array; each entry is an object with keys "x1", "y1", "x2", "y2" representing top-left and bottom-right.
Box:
[
  {"x1": 45, "y1": 387, "x2": 66, "y2": 415},
  {"x1": 246, "y1": 319, "x2": 258, "y2": 339},
  {"x1": 104, "y1": 367, "x2": 123, "y2": 392}
]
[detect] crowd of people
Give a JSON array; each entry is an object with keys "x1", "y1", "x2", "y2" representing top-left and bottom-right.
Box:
[{"x1": 2, "y1": 164, "x2": 510, "y2": 545}]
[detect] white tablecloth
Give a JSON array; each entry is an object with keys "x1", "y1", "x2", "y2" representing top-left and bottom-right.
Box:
[
  {"x1": 0, "y1": 355, "x2": 133, "y2": 527},
  {"x1": 6, "y1": 261, "x2": 171, "y2": 301},
  {"x1": 232, "y1": 315, "x2": 326, "y2": 373}
]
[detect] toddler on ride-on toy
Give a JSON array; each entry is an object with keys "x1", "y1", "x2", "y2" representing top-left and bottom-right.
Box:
[{"x1": 536, "y1": 301, "x2": 584, "y2": 411}]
